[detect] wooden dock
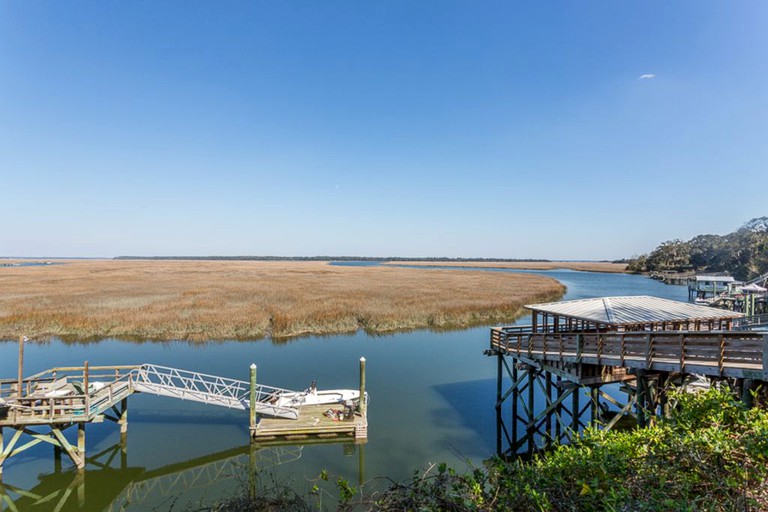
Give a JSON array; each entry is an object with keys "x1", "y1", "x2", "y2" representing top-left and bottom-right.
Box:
[
  {"x1": 0, "y1": 346, "x2": 369, "y2": 477},
  {"x1": 253, "y1": 403, "x2": 368, "y2": 446},
  {"x1": 488, "y1": 296, "x2": 767, "y2": 457}
]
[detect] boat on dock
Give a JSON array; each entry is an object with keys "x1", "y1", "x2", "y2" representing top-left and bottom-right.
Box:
[{"x1": 0, "y1": 357, "x2": 369, "y2": 475}]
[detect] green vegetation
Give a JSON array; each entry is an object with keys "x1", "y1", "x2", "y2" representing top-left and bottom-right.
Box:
[
  {"x1": 208, "y1": 388, "x2": 768, "y2": 511},
  {"x1": 368, "y1": 388, "x2": 768, "y2": 511},
  {"x1": 628, "y1": 217, "x2": 768, "y2": 281}
]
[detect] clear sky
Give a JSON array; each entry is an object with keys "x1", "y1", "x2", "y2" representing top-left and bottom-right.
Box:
[{"x1": 1, "y1": 1, "x2": 766, "y2": 259}]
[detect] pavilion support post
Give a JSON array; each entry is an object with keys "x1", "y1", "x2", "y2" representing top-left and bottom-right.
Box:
[
  {"x1": 636, "y1": 371, "x2": 648, "y2": 428},
  {"x1": 660, "y1": 376, "x2": 671, "y2": 419},
  {"x1": 495, "y1": 353, "x2": 502, "y2": 455},
  {"x1": 527, "y1": 367, "x2": 535, "y2": 456},
  {"x1": 590, "y1": 386, "x2": 600, "y2": 424},
  {"x1": 511, "y1": 362, "x2": 519, "y2": 455},
  {"x1": 571, "y1": 386, "x2": 580, "y2": 432},
  {"x1": 741, "y1": 379, "x2": 756, "y2": 408},
  {"x1": 555, "y1": 377, "x2": 563, "y2": 443},
  {"x1": 545, "y1": 372, "x2": 553, "y2": 444}
]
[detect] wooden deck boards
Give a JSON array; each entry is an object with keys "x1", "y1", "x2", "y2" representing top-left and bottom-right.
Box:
[{"x1": 253, "y1": 404, "x2": 367, "y2": 443}]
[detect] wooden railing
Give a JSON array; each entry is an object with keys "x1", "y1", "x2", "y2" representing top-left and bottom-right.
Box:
[
  {"x1": 491, "y1": 329, "x2": 768, "y2": 380},
  {"x1": 0, "y1": 365, "x2": 140, "y2": 425}
]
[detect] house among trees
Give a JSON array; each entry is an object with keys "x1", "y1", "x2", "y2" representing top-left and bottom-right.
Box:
[{"x1": 688, "y1": 275, "x2": 736, "y2": 301}]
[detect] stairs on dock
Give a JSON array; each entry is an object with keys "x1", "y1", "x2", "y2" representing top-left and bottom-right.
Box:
[{"x1": 129, "y1": 364, "x2": 301, "y2": 420}]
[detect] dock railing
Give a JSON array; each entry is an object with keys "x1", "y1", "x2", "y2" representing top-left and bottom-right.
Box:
[
  {"x1": 0, "y1": 365, "x2": 139, "y2": 425},
  {"x1": 491, "y1": 329, "x2": 768, "y2": 380}
]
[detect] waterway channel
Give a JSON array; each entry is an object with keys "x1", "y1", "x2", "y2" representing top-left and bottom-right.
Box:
[{"x1": 0, "y1": 267, "x2": 687, "y2": 510}]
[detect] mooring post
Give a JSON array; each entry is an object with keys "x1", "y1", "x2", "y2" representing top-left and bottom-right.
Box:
[
  {"x1": 249, "y1": 364, "x2": 257, "y2": 438},
  {"x1": 359, "y1": 357, "x2": 367, "y2": 417},
  {"x1": 77, "y1": 423, "x2": 86, "y2": 469},
  {"x1": 54, "y1": 444, "x2": 62, "y2": 473},
  {"x1": 83, "y1": 361, "x2": 90, "y2": 418},
  {"x1": 0, "y1": 427, "x2": 4, "y2": 480},
  {"x1": 17, "y1": 335, "x2": 26, "y2": 398},
  {"x1": 119, "y1": 397, "x2": 129, "y2": 436}
]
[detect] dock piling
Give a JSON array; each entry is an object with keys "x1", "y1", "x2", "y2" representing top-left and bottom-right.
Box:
[
  {"x1": 17, "y1": 336, "x2": 25, "y2": 399},
  {"x1": 249, "y1": 364, "x2": 257, "y2": 438},
  {"x1": 359, "y1": 357, "x2": 366, "y2": 418}
]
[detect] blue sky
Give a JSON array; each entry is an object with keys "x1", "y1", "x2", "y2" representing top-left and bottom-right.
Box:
[{"x1": 1, "y1": 1, "x2": 766, "y2": 259}]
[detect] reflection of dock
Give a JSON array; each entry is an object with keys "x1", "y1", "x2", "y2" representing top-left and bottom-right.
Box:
[
  {"x1": 0, "y1": 352, "x2": 368, "y2": 476},
  {"x1": 0, "y1": 439, "x2": 331, "y2": 511}
]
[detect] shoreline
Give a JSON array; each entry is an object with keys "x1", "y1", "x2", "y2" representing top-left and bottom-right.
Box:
[{"x1": 384, "y1": 260, "x2": 628, "y2": 273}]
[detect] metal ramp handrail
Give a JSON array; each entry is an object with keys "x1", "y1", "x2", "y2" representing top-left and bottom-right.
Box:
[{"x1": 128, "y1": 364, "x2": 301, "y2": 419}]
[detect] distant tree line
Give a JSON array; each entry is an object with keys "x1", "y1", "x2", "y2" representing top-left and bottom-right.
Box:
[
  {"x1": 627, "y1": 217, "x2": 768, "y2": 281},
  {"x1": 114, "y1": 255, "x2": 552, "y2": 263}
]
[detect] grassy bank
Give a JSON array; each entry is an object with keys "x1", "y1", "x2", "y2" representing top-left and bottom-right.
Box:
[
  {"x1": 0, "y1": 260, "x2": 564, "y2": 341},
  {"x1": 367, "y1": 388, "x2": 768, "y2": 511}
]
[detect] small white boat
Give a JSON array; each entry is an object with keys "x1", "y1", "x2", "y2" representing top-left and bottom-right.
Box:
[{"x1": 270, "y1": 381, "x2": 367, "y2": 408}]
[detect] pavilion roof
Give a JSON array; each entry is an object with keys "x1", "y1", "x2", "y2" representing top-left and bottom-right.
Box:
[{"x1": 525, "y1": 296, "x2": 743, "y2": 326}]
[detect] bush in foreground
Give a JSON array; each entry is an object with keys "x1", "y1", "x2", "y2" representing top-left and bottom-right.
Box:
[{"x1": 370, "y1": 388, "x2": 768, "y2": 511}]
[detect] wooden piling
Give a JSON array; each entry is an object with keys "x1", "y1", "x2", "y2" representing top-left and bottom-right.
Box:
[
  {"x1": 249, "y1": 364, "x2": 257, "y2": 437},
  {"x1": 359, "y1": 357, "x2": 366, "y2": 417},
  {"x1": 17, "y1": 336, "x2": 25, "y2": 398},
  {"x1": 77, "y1": 423, "x2": 86, "y2": 469}
]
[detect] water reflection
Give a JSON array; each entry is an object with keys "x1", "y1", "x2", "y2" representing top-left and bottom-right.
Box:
[{"x1": 0, "y1": 439, "x2": 368, "y2": 511}]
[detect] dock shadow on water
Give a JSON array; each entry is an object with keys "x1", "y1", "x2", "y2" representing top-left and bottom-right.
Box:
[
  {"x1": 430, "y1": 379, "x2": 498, "y2": 458},
  {"x1": 0, "y1": 440, "x2": 331, "y2": 511}
]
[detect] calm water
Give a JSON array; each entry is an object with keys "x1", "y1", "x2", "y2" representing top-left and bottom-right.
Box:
[{"x1": 0, "y1": 269, "x2": 686, "y2": 510}]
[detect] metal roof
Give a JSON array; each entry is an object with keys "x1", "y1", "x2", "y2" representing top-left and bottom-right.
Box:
[
  {"x1": 525, "y1": 296, "x2": 743, "y2": 326},
  {"x1": 694, "y1": 275, "x2": 735, "y2": 282}
]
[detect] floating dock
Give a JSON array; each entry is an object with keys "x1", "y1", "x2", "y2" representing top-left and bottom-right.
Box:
[
  {"x1": 0, "y1": 342, "x2": 368, "y2": 477},
  {"x1": 253, "y1": 403, "x2": 368, "y2": 446}
]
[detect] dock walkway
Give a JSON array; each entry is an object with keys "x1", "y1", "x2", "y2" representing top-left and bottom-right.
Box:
[{"x1": 0, "y1": 361, "x2": 367, "y2": 476}]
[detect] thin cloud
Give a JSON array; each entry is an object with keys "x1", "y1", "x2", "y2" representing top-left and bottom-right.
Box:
[{"x1": 639, "y1": 74, "x2": 656, "y2": 80}]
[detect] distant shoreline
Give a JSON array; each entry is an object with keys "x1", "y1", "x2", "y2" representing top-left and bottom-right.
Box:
[{"x1": 383, "y1": 260, "x2": 629, "y2": 274}]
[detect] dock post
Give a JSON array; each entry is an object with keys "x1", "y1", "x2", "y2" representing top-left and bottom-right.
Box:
[
  {"x1": 0, "y1": 427, "x2": 4, "y2": 480},
  {"x1": 17, "y1": 335, "x2": 25, "y2": 398},
  {"x1": 83, "y1": 361, "x2": 90, "y2": 418},
  {"x1": 77, "y1": 423, "x2": 86, "y2": 469},
  {"x1": 119, "y1": 398, "x2": 129, "y2": 436},
  {"x1": 249, "y1": 364, "x2": 257, "y2": 438},
  {"x1": 359, "y1": 357, "x2": 367, "y2": 417},
  {"x1": 54, "y1": 444, "x2": 62, "y2": 473}
]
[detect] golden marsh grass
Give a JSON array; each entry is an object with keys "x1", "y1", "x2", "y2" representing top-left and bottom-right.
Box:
[{"x1": 0, "y1": 260, "x2": 564, "y2": 341}]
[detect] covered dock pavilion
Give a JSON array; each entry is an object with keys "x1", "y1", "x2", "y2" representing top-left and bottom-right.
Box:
[{"x1": 526, "y1": 295, "x2": 744, "y2": 334}]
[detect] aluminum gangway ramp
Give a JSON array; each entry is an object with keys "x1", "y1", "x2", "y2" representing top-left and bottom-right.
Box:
[{"x1": 129, "y1": 364, "x2": 300, "y2": 420}]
